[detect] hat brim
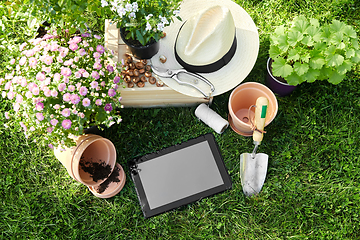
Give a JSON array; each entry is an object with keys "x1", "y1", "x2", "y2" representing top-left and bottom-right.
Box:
[{"x1": 150, "y1": 0, "x2": 259, "y2": 98}]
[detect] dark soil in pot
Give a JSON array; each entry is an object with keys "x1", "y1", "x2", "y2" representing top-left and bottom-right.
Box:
[
  {"x1": 79, "y1": 156, "x2": 112, "y2": 182},
  {"x1": 95, "y1": 164, "x2": 121, "y2": 194}
]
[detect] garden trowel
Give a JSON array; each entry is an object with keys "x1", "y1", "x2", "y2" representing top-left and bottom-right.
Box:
[{"x1": 240, "y1": 96, "x2": 269, "y2": 197}]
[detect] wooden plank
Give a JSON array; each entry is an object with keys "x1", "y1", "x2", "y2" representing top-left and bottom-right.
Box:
[{"x1": 104, "y1": 20, "x2": 211, "y2": 108}]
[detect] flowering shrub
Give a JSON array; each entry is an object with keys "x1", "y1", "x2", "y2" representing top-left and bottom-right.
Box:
[
  {"x1": 101, "y1": 0, "x2": 182, "y2": 46},
  {"x1": 1, "y1": 31, "x2": 123, "y2": 149}
]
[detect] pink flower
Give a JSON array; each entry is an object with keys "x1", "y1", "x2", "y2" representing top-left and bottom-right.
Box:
[
  {"x1": 51, "y1": 90, "x2": 58, "y2": 97},
  {"x1": 78, "y1": 112, "x2": 85, "y2": 118},
  {"x1": 74, "y1": 71, "x2": 82, "y2": 78},
  {"x1": 62, "y1": 119, "x2": 72, "y2": 129},
  {"x1": 70, "y1": 94, "x2": 80, "y2": 104},
  {"x1": 61, "y1": 67, "x2": 72, "y2": 77},
  {"x1": 50, "y1": 43, "x2": 59, "y2": 51},
  {"x1": 7, "y1": 91, "x2": 15, "y2": 100},
  {"x1": 58, "y1": 83, "x2": 66, "y2": 92},
  {"x1": 101, "y1": 81, "x2": 106, "y2": 87},
  {"x1": 72, "y1": 36, "x2": 82, "y2": 44},
  {"x1": 79, "y1": 48, "x2": 87, "y2": 56},
  {"x1": 19, "y1": 56, "x2": 27, "y2": 66},
  {"x1": 48, "y1": 144, "x2": 54, "y2": 149},
  {"x1": 28, "y1": 57, "x2": 37, "y2": 67},
  {"x1": 5, "y1": 112, "x2": 10, "y2": 119},
  {"x1": 113, "y1": 76, "x2": 120, "y2": 84},
  {"x1": 53, "y1": 73, "x2": 61, "y2": 81},
  {"x1": 53, "y1": 104, "x2": 60, "y2": 110},
  {"x1": 68, "y1": 85, "x2": 75, "y2": 92},
  {"x1": 13, "y1": 103, "x2": 20, "y2": 112},
  {"x1": 25, "y1": 91, "x2": 32, "y2": 99},
  {"x1": 61, "y1": 108, "x2": 71, "y2": 117},
  {"x1": 36, "y1": 102, "x2": 44, "y2": 111},
  {"x1": 90, "y1": 81, "x2": 98, "y2": 89},
  {"x1": 118, "y1": 97, "x2": 122, "y2": 102},
  {"x1": 43, "y1": 56, "x2": 53, "y2": 65},
  {"x1": 47, "y1": 127, "x2": 53, "y2": 133},
  {"x1": 83, "y1": 71, "x2": 89, "y2": 78},
  {"x1": 36, "y1": 72, "x2": 46, "y2": 81},
  {"x1": 10, "y1": 59, "x2": 15, "y2": 65},
  {"x1": 50, "y1": 119, "x2": 58, "y2": 126},
  {"x1": 94, "y1": 35, "x2": 101, "y2": 39},
  {"x1": 63, "y1": 59, "x2": 73, "y2": 66},
  {"x1": 74, "y1": 56, "x2": 79, "y2": 62},
  {"x1": 36, "y1": 112, "x2": 44, "y2": 121},
  {"x1": 91, "y1": 71, "x2": 100, "y2": 80},
  {"x1": 16, "y1": 94, "x2": 23, "y2": 103},
  {"x1": 43, "y1": 87, "x2": 51, "y2": 97},
  {"x1": 63, "y1": 93, "x2": 71, "y2": 102},
  {"x1": 108, "y1": 88, "x2": 116, "y2": 97},
  {"x1": 93, "y1": 62, "x2": 102, "y2": 70},
  {"x1": 25, "y1": 49, "x2": 35, "y2": 57},
  {"x1": 32, "y1": 86, "x2": 40, "y2": 95},
  {"x1": 93, "y1": 52, "x2": 101, "y2": 58},
  {"x1": 96, "y1": 45, "x2": 105, "y2": 54},
  {"x1": 82, "y1": 98, "x2": 91, "y2": 107},
  {"x1": 69, "y1": 43, "x2": 78, "y2": 51},
  {"x1": 19, "y1": 42, "x2": 27, "y2": 51},
  {"x1": 107, "y1": 65, "x2": 114, "y2": 73},
  {"x1": 95, "y1": 99, "x2": 102, "y2": 106},
  {"x1": 79, "y1": 86, "x2": 88, "y2": 96},
  {"x1": 82, "y1": 32, "x2": 91, "y2": 38},
  {"x1": 104, "y1": 103, "x2": 113, "y2": 112}
]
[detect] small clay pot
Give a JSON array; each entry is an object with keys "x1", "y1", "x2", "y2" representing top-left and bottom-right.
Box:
[{"x1": 228, "y1": 82, "x2": 278, "y2": 136}]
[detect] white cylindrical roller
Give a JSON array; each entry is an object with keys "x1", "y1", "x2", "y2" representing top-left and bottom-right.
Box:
[{"x1": 195, "y1": 103, "x2": 229, "y2": 134}]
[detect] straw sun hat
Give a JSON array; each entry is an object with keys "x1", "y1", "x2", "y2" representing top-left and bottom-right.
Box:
[{"x1": 150, "y1": 0, "x2": 259, "y2": 98}]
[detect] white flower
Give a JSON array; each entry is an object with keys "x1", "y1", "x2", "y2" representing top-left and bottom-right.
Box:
[
  {"x1": 132, "y1": 2, "x2": 138, "y2": 12},
  {"x1": 145, "y1": 14, "x2": 153, "y2": 20},
  {"x1": 129, "y1": 12, "x2": 136, "y2": 19},
  {"x1": 101, "y1": 0, "x2": 108, "y2": 7},
  {"x1": 157, "y1": 22, "x2": 165, "y2": 31},
  {"x1": 125, "y1": 3, "x2": 132, "y2": 12},
  {"x1": 117, "y1": 7, "x2": 126, "y2": 18},
  {"x1": 173, "y1": 10, "x2": 180, "y2": 16},
  {"x1": 145, "y1": 22, "x2": 152, "y2": 31}
]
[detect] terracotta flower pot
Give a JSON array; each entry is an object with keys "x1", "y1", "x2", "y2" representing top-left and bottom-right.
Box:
[
  {"x1": 120, "y1": 28, "x2": 160, "y2": 59},
  {"x1": 54, "y1": 134, "x2": 116, "y2": 187},
  {"x1": 266, "y1": 58, "x2": 297, "y2": 96},
  {"x1": 228, "y1": 82, "x2": 278, "y2": 136}
]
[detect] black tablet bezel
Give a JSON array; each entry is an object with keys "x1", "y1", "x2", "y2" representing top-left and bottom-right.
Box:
[{"x1": 128, "y1": 133, "x2": 232, "y2": 218}]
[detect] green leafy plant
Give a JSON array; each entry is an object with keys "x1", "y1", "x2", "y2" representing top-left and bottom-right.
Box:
[
  {"x1": 101, "y1": 0, "x2": 182, "y2": 46},
  {"x1": 269, "y1": 16, "x2": 360, "y2": 85}
]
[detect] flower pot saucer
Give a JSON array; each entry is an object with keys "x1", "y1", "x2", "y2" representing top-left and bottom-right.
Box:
[
  {"x1": 88, "y1": 163, "x2": 126, "y2": 198},
  {"x1": 228, "y1": 114, "x2": 252, "y2": 137}
]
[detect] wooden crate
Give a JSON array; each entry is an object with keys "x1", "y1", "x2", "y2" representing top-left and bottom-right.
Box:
[{"x1": 104, "y1": 20, "x2": 212, "y2": 108}]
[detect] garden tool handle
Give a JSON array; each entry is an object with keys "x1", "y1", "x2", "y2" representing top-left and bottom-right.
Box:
[{"x1": 253, "y1": 97, "x2": 269, "y2": 143}]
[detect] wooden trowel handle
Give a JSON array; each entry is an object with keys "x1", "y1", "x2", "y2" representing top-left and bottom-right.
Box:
[{"x1": 253, "y1": 97, "x2": 269, "y2": 143}]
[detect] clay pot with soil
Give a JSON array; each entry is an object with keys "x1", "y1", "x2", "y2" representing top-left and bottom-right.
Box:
[{"x1": 54, "y1": 134, "x2": 126, "y2": 198}]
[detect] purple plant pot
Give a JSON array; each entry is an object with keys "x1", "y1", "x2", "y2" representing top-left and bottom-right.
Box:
[{"x1": 266, "y1": 58, "x2": 297, "y2": 96}]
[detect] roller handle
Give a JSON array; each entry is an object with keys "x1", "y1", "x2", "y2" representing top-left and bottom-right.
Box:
[{"x1": 253, "y1": 96, "x2": 269, "y2": 143}]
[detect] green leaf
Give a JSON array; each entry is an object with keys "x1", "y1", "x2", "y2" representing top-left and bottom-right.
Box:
[
  {"x1": 310, "y1": 57, "x2": 325, "y2": 69},
  {"x1": 343, "y1": 25, "x2": 357, "y2": 39},
  {"x1": 306, "y1": 25, "x2": 322, "y2": 42},
  {"x1": 287, "y1": 31, "x2": 303, "y2": 46},
  {"x1": 302, "y1": 36, "x2": 314, "y2": 46},
  {"x1": 269, "y1": 45, "x2": 282, "y2": 58},
  {"x1": 330, "y1": 20, "x2": 346, "y2": 34},
  {"x1": 328, "y1": 71, "x2": 345, "y2": 84},
  {"x1": 292, "y1": 16, "x2": 309, "y2": 33},
  {"x1": 274, "y1": 25, "x2": 285, "y2": 36},
  {"x1": 325, "y1": 45, "x2": 337, "y2": 56},
  {"x1": 351, "y1": 39, "x2": 359, "y2": 50},
  {"x1": 300, "y1": 52, "x2": 310, "y2": 63},
  {"x1": 329, "y1": 32, "x2": 344, "y2": 45},
  {"x1": 336, "y1": 59, "x2": 353, "y2": 75},
  {"x1": 322, "y1": 26, "x2": 332, "y2": 42},
  {"x1": 285, "y1": 72, "x2": 303, "y2": 86},
  {"x1": 304, "y1": 68, "x2": 320, "y2": 83},
  {"x1": 346, "y1": 48, "x2": 355, "y2": 58},
  {"x1": 294, "y1": 62, "x2": 309, "y2": 76},
  {"x1": 272, "y1": 57, "x2": 293, "y2": 78},
  {"x1": 310, "y1": 18, "x2": 319, "y2": 28},
  {"x1": 288, "y1": 48, "x2": 300, "y2": 61},
  {"x1": 319, "y1": 67, "x2": 333, "y2": 80},
  {"x1": 351, "y1": 50, "x2": 360, "y2": 63},
  {"x1": 136, "y1": 29, "x2": 145, "y2": 45},
  {"x1": 326, "y1": 54, "x2": 344, "y2": 67}
]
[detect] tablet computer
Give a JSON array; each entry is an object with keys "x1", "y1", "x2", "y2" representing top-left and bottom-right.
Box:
[{"x1": 129, "y1": 133, "x2": 232, "y2": 218}]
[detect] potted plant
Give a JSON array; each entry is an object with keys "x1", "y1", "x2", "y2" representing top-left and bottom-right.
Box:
[
  {"x1": 1, "y1": 29, "x2": 123, "y2": 149},
  {"x1": 101, "y1": 0, "x2": 182, "y2": 59},
  {"x1": 267, "y1": 15, "x2": 360, "y2": 96}
]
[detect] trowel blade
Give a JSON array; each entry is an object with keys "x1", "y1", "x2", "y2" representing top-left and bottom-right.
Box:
[{"x1": 240, "y1": 152, "x2": 268, "y2": 197}]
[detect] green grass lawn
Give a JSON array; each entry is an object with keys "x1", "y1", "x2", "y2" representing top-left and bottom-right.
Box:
[{"x1": 1, "y1": 0, "x2": 360, "y2": 239}]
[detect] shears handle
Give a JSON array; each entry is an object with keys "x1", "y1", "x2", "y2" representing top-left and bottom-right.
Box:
[{"x1": 171, "y1": 74, "x2": 212, "y2": 98}]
